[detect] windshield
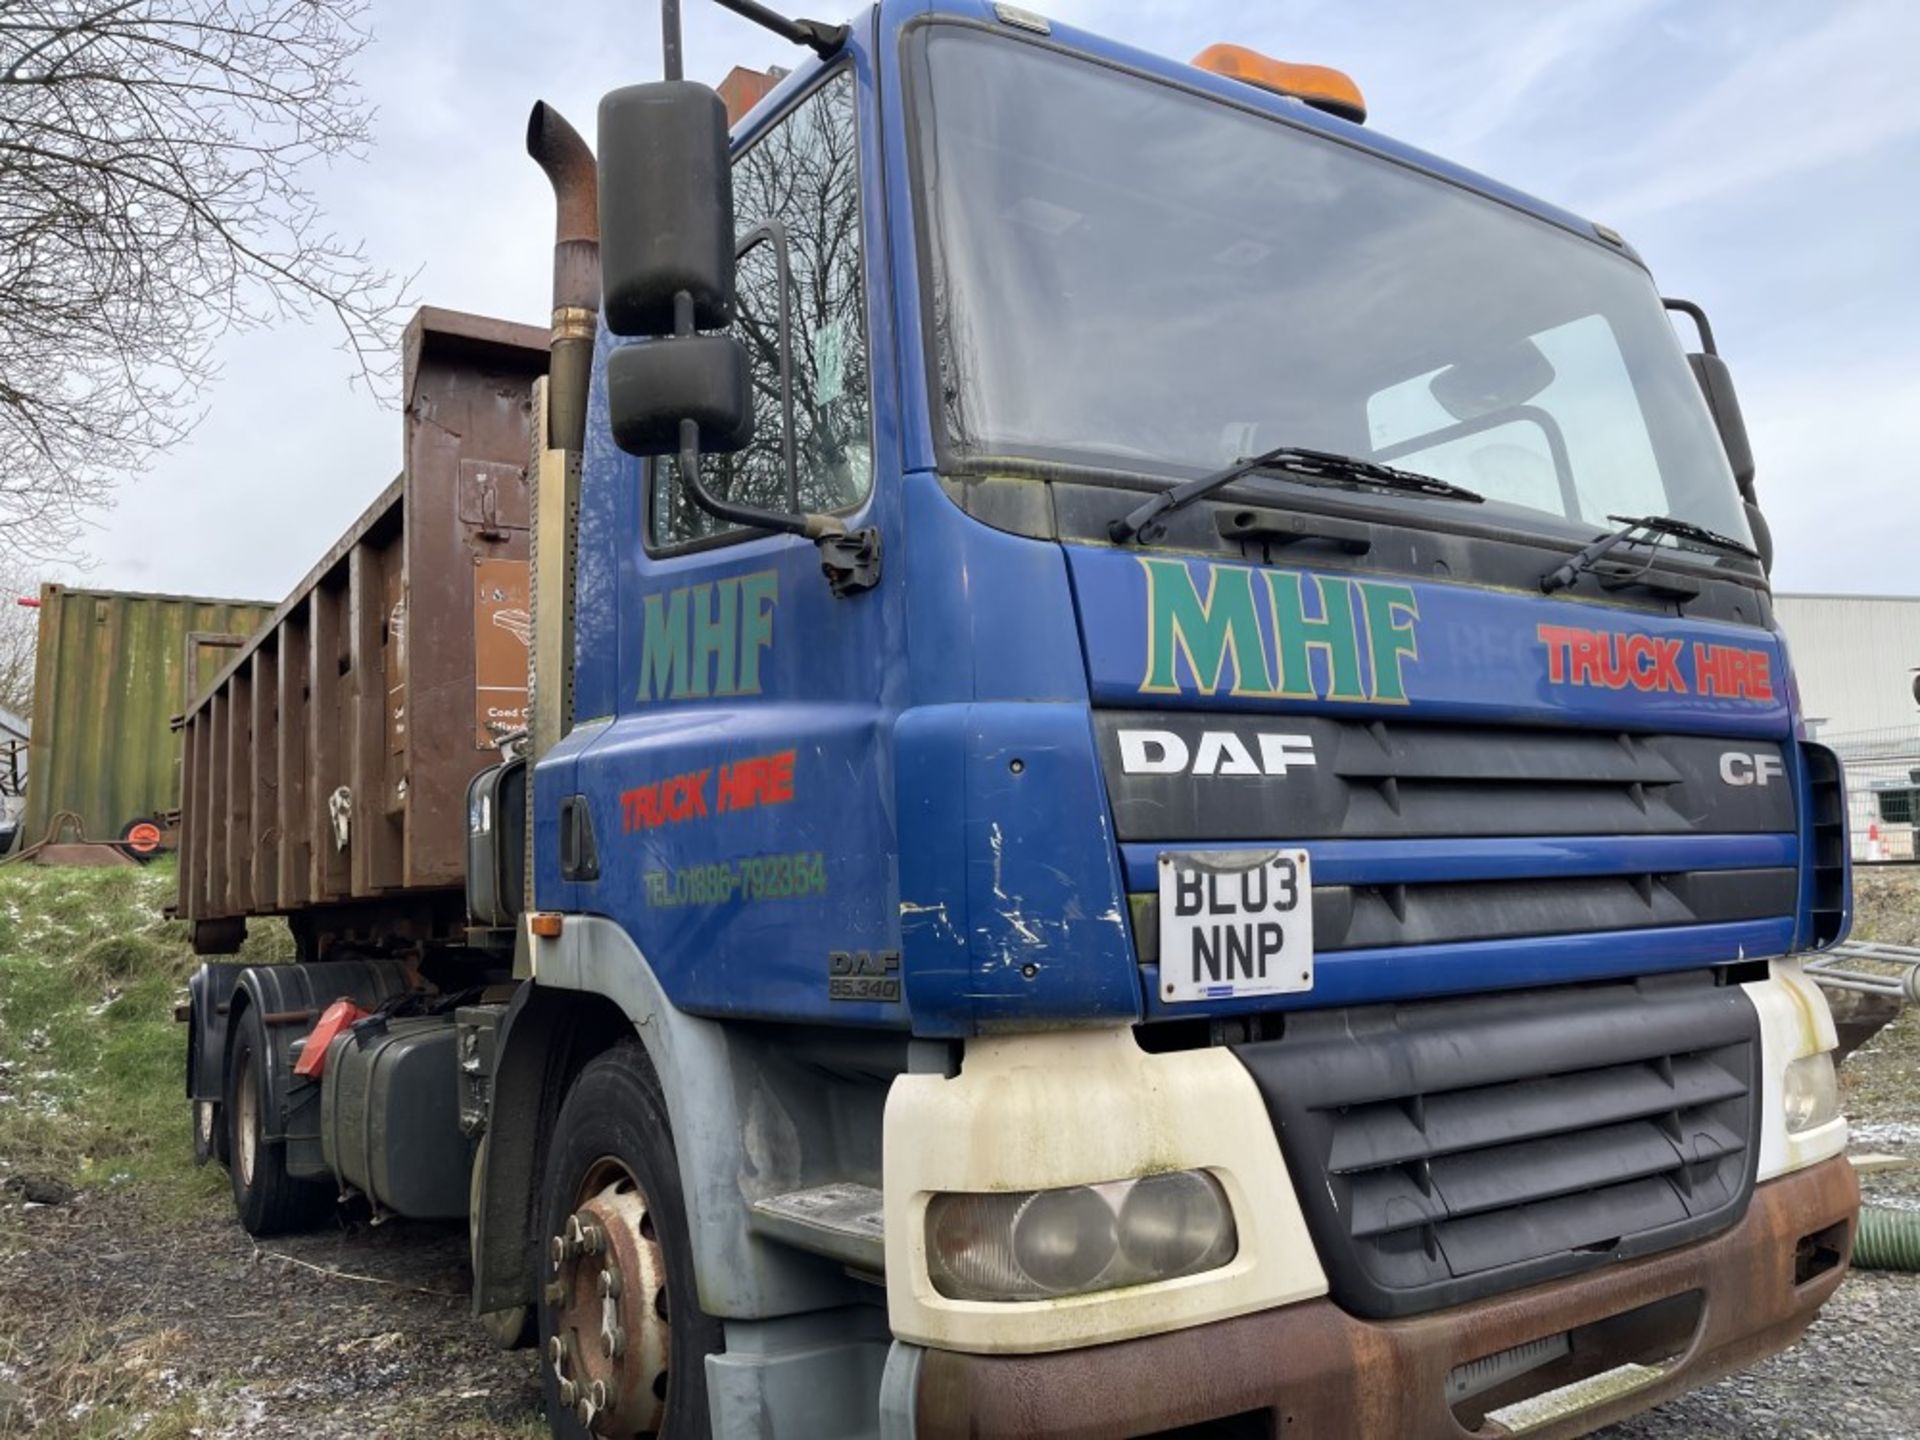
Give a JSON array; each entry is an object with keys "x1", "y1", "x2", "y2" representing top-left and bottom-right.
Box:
[{"x1": 911, "y1": 27, "x2": 1752, "y2": 549}]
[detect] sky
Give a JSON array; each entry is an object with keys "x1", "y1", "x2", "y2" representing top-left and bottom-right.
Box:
[{"x1": 71, "y1": 0, "x2": 1920, "y2": 601}]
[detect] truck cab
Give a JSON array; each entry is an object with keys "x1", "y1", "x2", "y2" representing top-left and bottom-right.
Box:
[
  {"x1": 515, "y1": 3, "x2": 1859, "y2": 1431},
  {"x1": 182, "y1": 3, "x2": 1859, "y2": 1436}
]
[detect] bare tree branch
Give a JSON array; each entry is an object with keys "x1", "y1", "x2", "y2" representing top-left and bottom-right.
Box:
[
  {"x1": 0, "y1": 565, "x2": 40, "y2": 719},
  {"x1": 0, "y1": 0, "x2": 411, "y2": 557}
]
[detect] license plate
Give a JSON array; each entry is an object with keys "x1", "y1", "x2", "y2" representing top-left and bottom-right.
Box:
[{"x1": 1157, "y1": 849, "x2": 1312, "y2": 1003}]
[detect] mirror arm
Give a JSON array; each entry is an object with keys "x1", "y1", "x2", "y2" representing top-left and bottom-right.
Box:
[
  {"x1": 675, "y1": 423, "x2": 881, "y2": 595},
  {"x1": 668, "y1": 292, "x2": 881, "y2": 595},
  {"x1": 1662, "y1": 296, "x2": 1718, "y2": 356},
  {"x1": 711, "y1": 0, "x2": 848, "y2": 58},
  {"x1": 674, "y1": 417, "x2": 812, "y2": 539}
]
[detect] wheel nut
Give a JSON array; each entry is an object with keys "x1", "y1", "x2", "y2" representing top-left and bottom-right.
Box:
[
  {"x1": 558, "y1": 1378, "x2": 577, "y2": 1406},
  {"x1": 548, "y1": 1336, "x2": 565, "y2": 1369},
  {"x1": 576, "y1": 1398, "x2": 598, "y2": 1427},
  {"x1": 601, "y1": 1323, "x2": 625, "y2": 1360},
  {"x1": 597, "y1": 1268, "x2": 622, "y2": 1299},
  {"x1": 544, "y1": 1279, "x2": 567, "y2": 1306},
  {"x1": 589, "y1": 1379, "x2": 609, "y2": 1409}
]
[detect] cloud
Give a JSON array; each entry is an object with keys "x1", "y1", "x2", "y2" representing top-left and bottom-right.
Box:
[
  {"x1": 66, "y1": 0, "x2": 1920, "y2": 617},
  {"x1": 1585, "y1": 0, "x2": 1920, "y2": 221},
  {"x1": 1747, "y1": 357, "x2": 1920, "y2": 594}
]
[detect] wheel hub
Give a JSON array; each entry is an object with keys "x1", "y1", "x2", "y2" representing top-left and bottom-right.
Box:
[{"x1": 547, "y1": 1178, "x2": 670, "y2": 1434}]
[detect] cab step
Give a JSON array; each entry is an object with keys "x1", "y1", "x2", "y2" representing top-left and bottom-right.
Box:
[{"x1": 748, "y1": 1182, "x2": 885, "y2": 1274}]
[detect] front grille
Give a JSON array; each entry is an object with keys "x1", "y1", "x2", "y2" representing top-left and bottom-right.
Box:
[
  {"x1": 1129, "y1": 867, "x2": 1795, "y2": 959},
  {"x1": 1802, "y1": 741, "x2": 1849, "y2": 949},
  {"x1": 1231, "y1": 970, "x2": 1759, "y2": 1318},
  {"x1": 1094, "y1": 712, "x2": 1794, "y2": 841}
]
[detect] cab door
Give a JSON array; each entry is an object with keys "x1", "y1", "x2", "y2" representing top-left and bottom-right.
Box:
[{"x1": 561, "y1": 56, "x2": 908, "y2": 1026}]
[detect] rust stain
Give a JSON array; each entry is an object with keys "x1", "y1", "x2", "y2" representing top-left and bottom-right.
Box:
[{"x1": 916, "y1": 1156, "x2": 1859, "y2": 1440}]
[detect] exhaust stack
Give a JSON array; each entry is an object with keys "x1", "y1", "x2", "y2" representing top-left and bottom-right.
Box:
[{"x1": 525, "y1": 101, "x2": 600, "y2": 454}]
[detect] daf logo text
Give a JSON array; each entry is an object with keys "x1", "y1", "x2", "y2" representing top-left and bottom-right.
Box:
[{"x1": 1118, "y1": 728, "x2": 1317, "y2": 776}]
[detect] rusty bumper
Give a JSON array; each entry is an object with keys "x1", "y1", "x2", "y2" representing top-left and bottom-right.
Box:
[{"x1": 916, "y1": 1155, "x2": 1858, "y2": 1440}]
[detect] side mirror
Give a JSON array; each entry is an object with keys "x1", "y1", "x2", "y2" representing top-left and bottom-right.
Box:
[
  {"x1": 1664, "y1": 297, "x2": 1755, "y2": 496},
  {"x1": 1685, "y1": 351, "x2": 1755, "y2": 497},
  {"x1": 1666, "y1": 297, "x2": 1769, "y2": 573},
  {"x1": 598, "y1": 81, "x2": 735, "y2": 336},
  {"x1": 593, "y1": 68, "x2": 880, "y2": 596},
  {"x1": 598, "y1": 80, "x2": 753, "y2": 460},
  {"x1": 607, "y1": 335, "x2": 752, "y2": 456}
]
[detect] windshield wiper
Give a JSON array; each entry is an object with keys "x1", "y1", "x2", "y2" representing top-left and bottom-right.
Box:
[
  {"x1": 1109, "y1": 445, "x2": 1484, "y2": 545},
  {"x1": 1540, "y1": 514, "x2": 1760, "y2": 594}
]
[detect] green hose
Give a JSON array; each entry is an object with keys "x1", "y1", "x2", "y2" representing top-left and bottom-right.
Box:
[{"x1": 1854, "y1": 1206, "x2": 1920, "y2": 1271}]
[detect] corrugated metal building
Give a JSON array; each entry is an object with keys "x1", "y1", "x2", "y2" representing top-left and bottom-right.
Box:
[
  {"x1": 1774, "y1": 593, "x2": 1920, "y2": 737},
  {"x1": 1774, "y1": 593, "x2": 1920, "y2": 859},
  {"x1": 22, "y1": 586, "x2": 272, "y2": 850}
]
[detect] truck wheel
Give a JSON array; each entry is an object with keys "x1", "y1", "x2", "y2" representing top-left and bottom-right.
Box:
[
  {"x1": 226, "y1": 1004, "x2": 333, "y2": 1236},
  {"x1": 538, "y1": 1041, "x2": 719, "y2": 1438}
]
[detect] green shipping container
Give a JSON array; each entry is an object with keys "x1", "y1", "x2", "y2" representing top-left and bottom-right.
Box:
[{"x1": 22, "y1": 586, "x2": 273, "y2": 850}]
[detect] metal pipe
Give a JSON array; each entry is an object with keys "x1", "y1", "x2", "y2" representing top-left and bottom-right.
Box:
[
  {"x1": 711, "y1": 0, "x2": 848, "y2": 56},
  {"x1": 663, "y1": 0, "x2": 684, "y2": 80},
  {"x1": 1856, "y1": 1207, "x2": 1920, "y2": 1272},
  {"x1": 525, "y1": 102, "x2": 601, "y2": 454}
]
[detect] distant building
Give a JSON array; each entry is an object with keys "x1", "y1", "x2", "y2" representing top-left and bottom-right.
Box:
[
  {"x1": 1774, "y1": 593, "x2": 1920, "y2": 738},
  {"x1": 718, "y1": 65, "x2": 789, "y2": 127},
  {"x1": 1775, "y1": 593, "x2": 1920, "y2": 858}
]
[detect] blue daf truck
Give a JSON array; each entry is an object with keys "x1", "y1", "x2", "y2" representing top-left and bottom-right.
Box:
[{"x1": 179, "y1": 2, "x2": 1860, "y2": 1435}]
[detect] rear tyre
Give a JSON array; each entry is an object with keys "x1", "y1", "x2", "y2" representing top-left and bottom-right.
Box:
[
  {"x1": 537, "y1": 1041, "x2": 719, "y2": 1438},
  {"x1": 226, "y1": 1003, "x2": 334, "y2": 1236}
]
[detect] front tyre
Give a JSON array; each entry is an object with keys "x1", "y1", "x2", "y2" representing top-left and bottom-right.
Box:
[{"x1": 538, "y1": 1041, "x2": 719, "y2": 1438}]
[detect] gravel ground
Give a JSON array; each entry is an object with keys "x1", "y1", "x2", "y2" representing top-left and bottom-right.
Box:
[
  {"x1": 0, "y1": 1188, "x2": 543, "y2": 1437},
  {"x1": 1603, "y1": 869, "x2": 1920, "y2": 1439}
]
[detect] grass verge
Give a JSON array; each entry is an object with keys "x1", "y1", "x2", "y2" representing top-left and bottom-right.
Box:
[{"x1": 0, "y1": 859, "x2": 289, "y2": 1218}]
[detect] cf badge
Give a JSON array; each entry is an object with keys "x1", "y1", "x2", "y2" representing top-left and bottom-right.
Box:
[{"x1": 1719, "y1": 752, "x2": 1784, "y2": 786}]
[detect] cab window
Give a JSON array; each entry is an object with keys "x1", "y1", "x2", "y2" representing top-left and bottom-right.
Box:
[{"x1": 650, "y1": 69, "x2": 871, "y2": 548}]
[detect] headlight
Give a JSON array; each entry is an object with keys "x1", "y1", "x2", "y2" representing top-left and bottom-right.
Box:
[
  {"x1": 925, "y1": 1171, "x2": 1237, "y2": 1301},
  {"x1": 1782, "y1": 1052, "x2": 1840, "y2": 1134}
]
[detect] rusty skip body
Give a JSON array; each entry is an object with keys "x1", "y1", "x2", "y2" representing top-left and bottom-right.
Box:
[
  {"x1": 176, "y1": 308, "x2": 548, "y2": 942},
  {"x1": 915, "y1": 1156, "x2": 1859, "y2": 1440}
]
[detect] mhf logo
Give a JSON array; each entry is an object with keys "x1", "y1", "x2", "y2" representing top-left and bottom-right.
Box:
[{"x1": 1138, "y1": 557, "x2": 1420, "y2": 704}]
